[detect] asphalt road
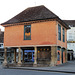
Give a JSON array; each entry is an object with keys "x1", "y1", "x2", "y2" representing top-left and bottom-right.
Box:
[{"x1": 0, "y1": 68, "x2": 74, "y2": 75}]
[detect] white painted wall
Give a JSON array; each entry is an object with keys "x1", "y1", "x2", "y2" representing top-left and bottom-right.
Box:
[{"x1": 67, "y1": 27, "x2": 75, "y2": 57}]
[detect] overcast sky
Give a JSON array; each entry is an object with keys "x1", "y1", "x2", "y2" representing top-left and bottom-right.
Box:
[{"x1": 0, "y1": 0, "x2": 75, "y2": 31}]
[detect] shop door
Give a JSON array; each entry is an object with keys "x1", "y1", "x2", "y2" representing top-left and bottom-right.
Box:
[{"x1": 28, "y1": 52, "x2": 32, "y2": 61}]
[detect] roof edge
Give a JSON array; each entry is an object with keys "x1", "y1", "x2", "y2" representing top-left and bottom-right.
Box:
[{"x1": 1, "y1": 17, "x2": 70, "y2": 29}]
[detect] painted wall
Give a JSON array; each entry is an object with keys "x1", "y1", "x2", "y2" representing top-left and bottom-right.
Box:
[
  {"x1": 4, "y1": 21, "x2": 67, "y2": 49},
  {"x1": 56, "y1": 22, "x2": 67, "y2": 48},
  {"x1": 63, "y1": 51, "x2": 66, "y2": 63},
  {"x1": 67, "y1": 27, "x2": 75, "y2": 58},
  {"x1": 67, "y1": 27, "x2": 75, "y2": 41},
  {"x1": 4, "y1": 21, "x2": 57, "y2": 47}
]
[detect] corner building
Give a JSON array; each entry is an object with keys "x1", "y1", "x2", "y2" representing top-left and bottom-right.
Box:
[{"x1": 1, "y1": 5, "x2": 70, "y2": 67}]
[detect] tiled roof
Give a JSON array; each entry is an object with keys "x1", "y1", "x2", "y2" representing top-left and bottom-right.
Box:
[
  {"x1": 1, "y1": 5, "x2": 70, "y2": 29},
  {"x1": 63, "y1": 20, "x2": 75, "y2": 27},
  {"x1": 1, "y1": 5, "x2": 58, "y2": 25}
]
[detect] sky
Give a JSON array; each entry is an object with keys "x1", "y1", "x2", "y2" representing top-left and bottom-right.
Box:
[{"x1": 0, "y1": 0, "x2": 75, "y2": 31}]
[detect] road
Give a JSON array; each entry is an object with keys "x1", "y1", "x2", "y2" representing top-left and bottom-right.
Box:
[
  {"x1": 0, "y1": 61, "x2": 75, "y2": 75},
  {"x1": 0, "y1": 68, "x2": 74, "y2": 75}
]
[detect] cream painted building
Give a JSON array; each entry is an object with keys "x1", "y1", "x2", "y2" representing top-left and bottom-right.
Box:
[{"x1": 63, "y1": 20, "x2": 75, "y2": 58}]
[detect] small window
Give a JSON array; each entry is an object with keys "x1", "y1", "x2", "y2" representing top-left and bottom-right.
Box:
[
  {"x1": 69, "y1": 25, "x2": 71, "y2": 27},
  {"x1": 58, "y1": 24, "x2": 61, "y2": 41},
  {"x1": 24, "y1": 25, "x2": 31, "y2": 40},
  {"x1": 57, "y1": 47, "x2": 60, "y2": 50},
  {"x1": 57, "y1": 52, "x2": 60, "y2": 61}
]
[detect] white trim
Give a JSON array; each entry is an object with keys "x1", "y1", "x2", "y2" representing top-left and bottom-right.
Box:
[
  {"x1": 4, "y1": 44, "x2": 57, "y2": 47},
  {"x1": 4, "y1": 44, "x2": 67, "y2": 49}
]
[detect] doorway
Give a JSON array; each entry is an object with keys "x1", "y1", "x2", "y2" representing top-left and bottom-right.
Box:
[
  {"x1": 24, "y1": 50, "x2": 34, "y2": 62},
  {"x1": 62, "y1": 50, "x2": 63, "y2": 63}
]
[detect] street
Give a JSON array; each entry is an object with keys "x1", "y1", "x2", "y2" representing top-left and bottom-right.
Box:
[
  {"x1": 0, "y1": 68, "x2": 74, "y2": 75},
  {"x1": 0, "y1": 61, "x2": 75, "y2": 75}
]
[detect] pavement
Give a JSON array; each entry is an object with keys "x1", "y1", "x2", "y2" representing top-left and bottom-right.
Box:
[
  {"x1": 3, "y1": 61, "x2": 75, "y2": 74},
  {"x1": 0, "y1": 68, "x2": 74, "y2": 75}
]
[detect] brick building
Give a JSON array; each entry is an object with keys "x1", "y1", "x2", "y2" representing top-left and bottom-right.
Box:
[{"x1": 1, "y1": 5, "x2": 69, "y2": 67}]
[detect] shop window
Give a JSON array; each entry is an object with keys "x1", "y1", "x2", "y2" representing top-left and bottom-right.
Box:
[
  {"x1": 24, "y1": 25, "x2": 31, "y2": 40},
  {"x1": 57, "y1": 52, "x2": 60, "y2": 61},
  {"x1": 37, "y1": 47, "x2": 51, "y2": 61},
  {"x1": 25, "y1": 52, "x2": 28, "y2": 58}
]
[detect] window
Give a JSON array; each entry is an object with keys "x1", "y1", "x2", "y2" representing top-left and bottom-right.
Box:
[
  {"x1": 58, "y1": 24, "x2": 61, "y2": 41},
  {"x1": 57, "y1": 46, "x2": 60, "y2": 50},
  {"x1": 24, "y1": 25, "x2": 31, "y2": 40},
  {"x1": 69, "y1": 36, "x2": 72, "y2": 38},
  {"x1": 0, "y1": 53, "x2": 3, "y2": 57},
  {"x1": 63, "y1": 28, "x2": 65, "y2": 42},
  {"x1": 37, "y1": 47, "x2": 51, "y2": 61},
  {"x1": 57, "y1": 52, "x2": 60, "y2": 61},
  {"x1": 0, "y1": 44, "x2": 3, "y2": 47},
  {"x1": 69, "y1": 25, "x2": 71, "y2": 27}
]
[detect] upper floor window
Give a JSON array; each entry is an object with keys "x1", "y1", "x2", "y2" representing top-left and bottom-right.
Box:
[
  {"x1": 24, "y1": 25, "x2": 31, "y2": 40},
  {"x1": 58, "y1": 24, "x2": 61, "y2": 41},
  {"x1": 63, "y1": 28, "x2": 65, "y2": 42}
]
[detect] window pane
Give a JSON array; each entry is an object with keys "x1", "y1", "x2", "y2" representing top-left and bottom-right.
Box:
[
  {"x1": 63, "y1": 28, "x2": 65, "y2": 42},
  {"x1": 24, "y1": 25, "x2": 31, "y2": 40},
  {"x1": 57, "y1": 47, "x2": 60, "y2": 50},
  {"x1": 37, "y1": 47, "x2": 51, "y2": 61},
  {"x1": 58, "y1": 24, "x2": 61, "y2": 40},
  {"x1": 57, "y1": 52, "x2": 60, "y2": 61}
]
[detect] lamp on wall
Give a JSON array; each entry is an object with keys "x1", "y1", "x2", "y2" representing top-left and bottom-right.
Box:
[
  {"x1": 44, "y1": 49, "x2": 45, "y2": 51},
  {"x1": 47, "y1": 49, "x2": 49, "y2": 51},
  {"x1": 40, "y1": 49, "x2": 42, "y2": 50},
  {"x1": 38, "y1": 51, "x2": 40, "y2": 53}
]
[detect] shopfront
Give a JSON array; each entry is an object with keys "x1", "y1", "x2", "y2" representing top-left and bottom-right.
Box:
[{"x1": 24, "y1": 50, "x2": 34, "y2": 62}]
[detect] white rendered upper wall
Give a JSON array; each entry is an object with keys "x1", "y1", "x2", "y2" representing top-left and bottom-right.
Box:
[
  {"x1": 67, "y1": 27, "x2": 75, "y2": 57},
  {"x1": 67, "y1": 27, "x2": 75, "y2": 41}
]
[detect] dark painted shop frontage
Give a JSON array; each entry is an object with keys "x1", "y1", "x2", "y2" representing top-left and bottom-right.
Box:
[
  {"x1": 3, "y1": 45, "x2": 67, "y2": 67},
  {"x1": 3, "y1": 46, "x2": 58, "y2": 67},
  {"x1": 21, "y1": 46, "x2": 51, "y2": 66}
]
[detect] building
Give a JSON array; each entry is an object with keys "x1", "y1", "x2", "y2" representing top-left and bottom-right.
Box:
[
  {"x1": 0, "y1": 29, "x2": 4, "y2": 64},
  {"x1": 67, "y1": 50, "x2": 74, "y2": 61},
  {"x1": 63, "y1": 20, "x2": 75, "y2": 58},
  {"x1": 0, "y1": 29, "x2": 14, "y2": 64},
  {"x1": 1, "y1": 5, "x2": 69, "y2": 67}
]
